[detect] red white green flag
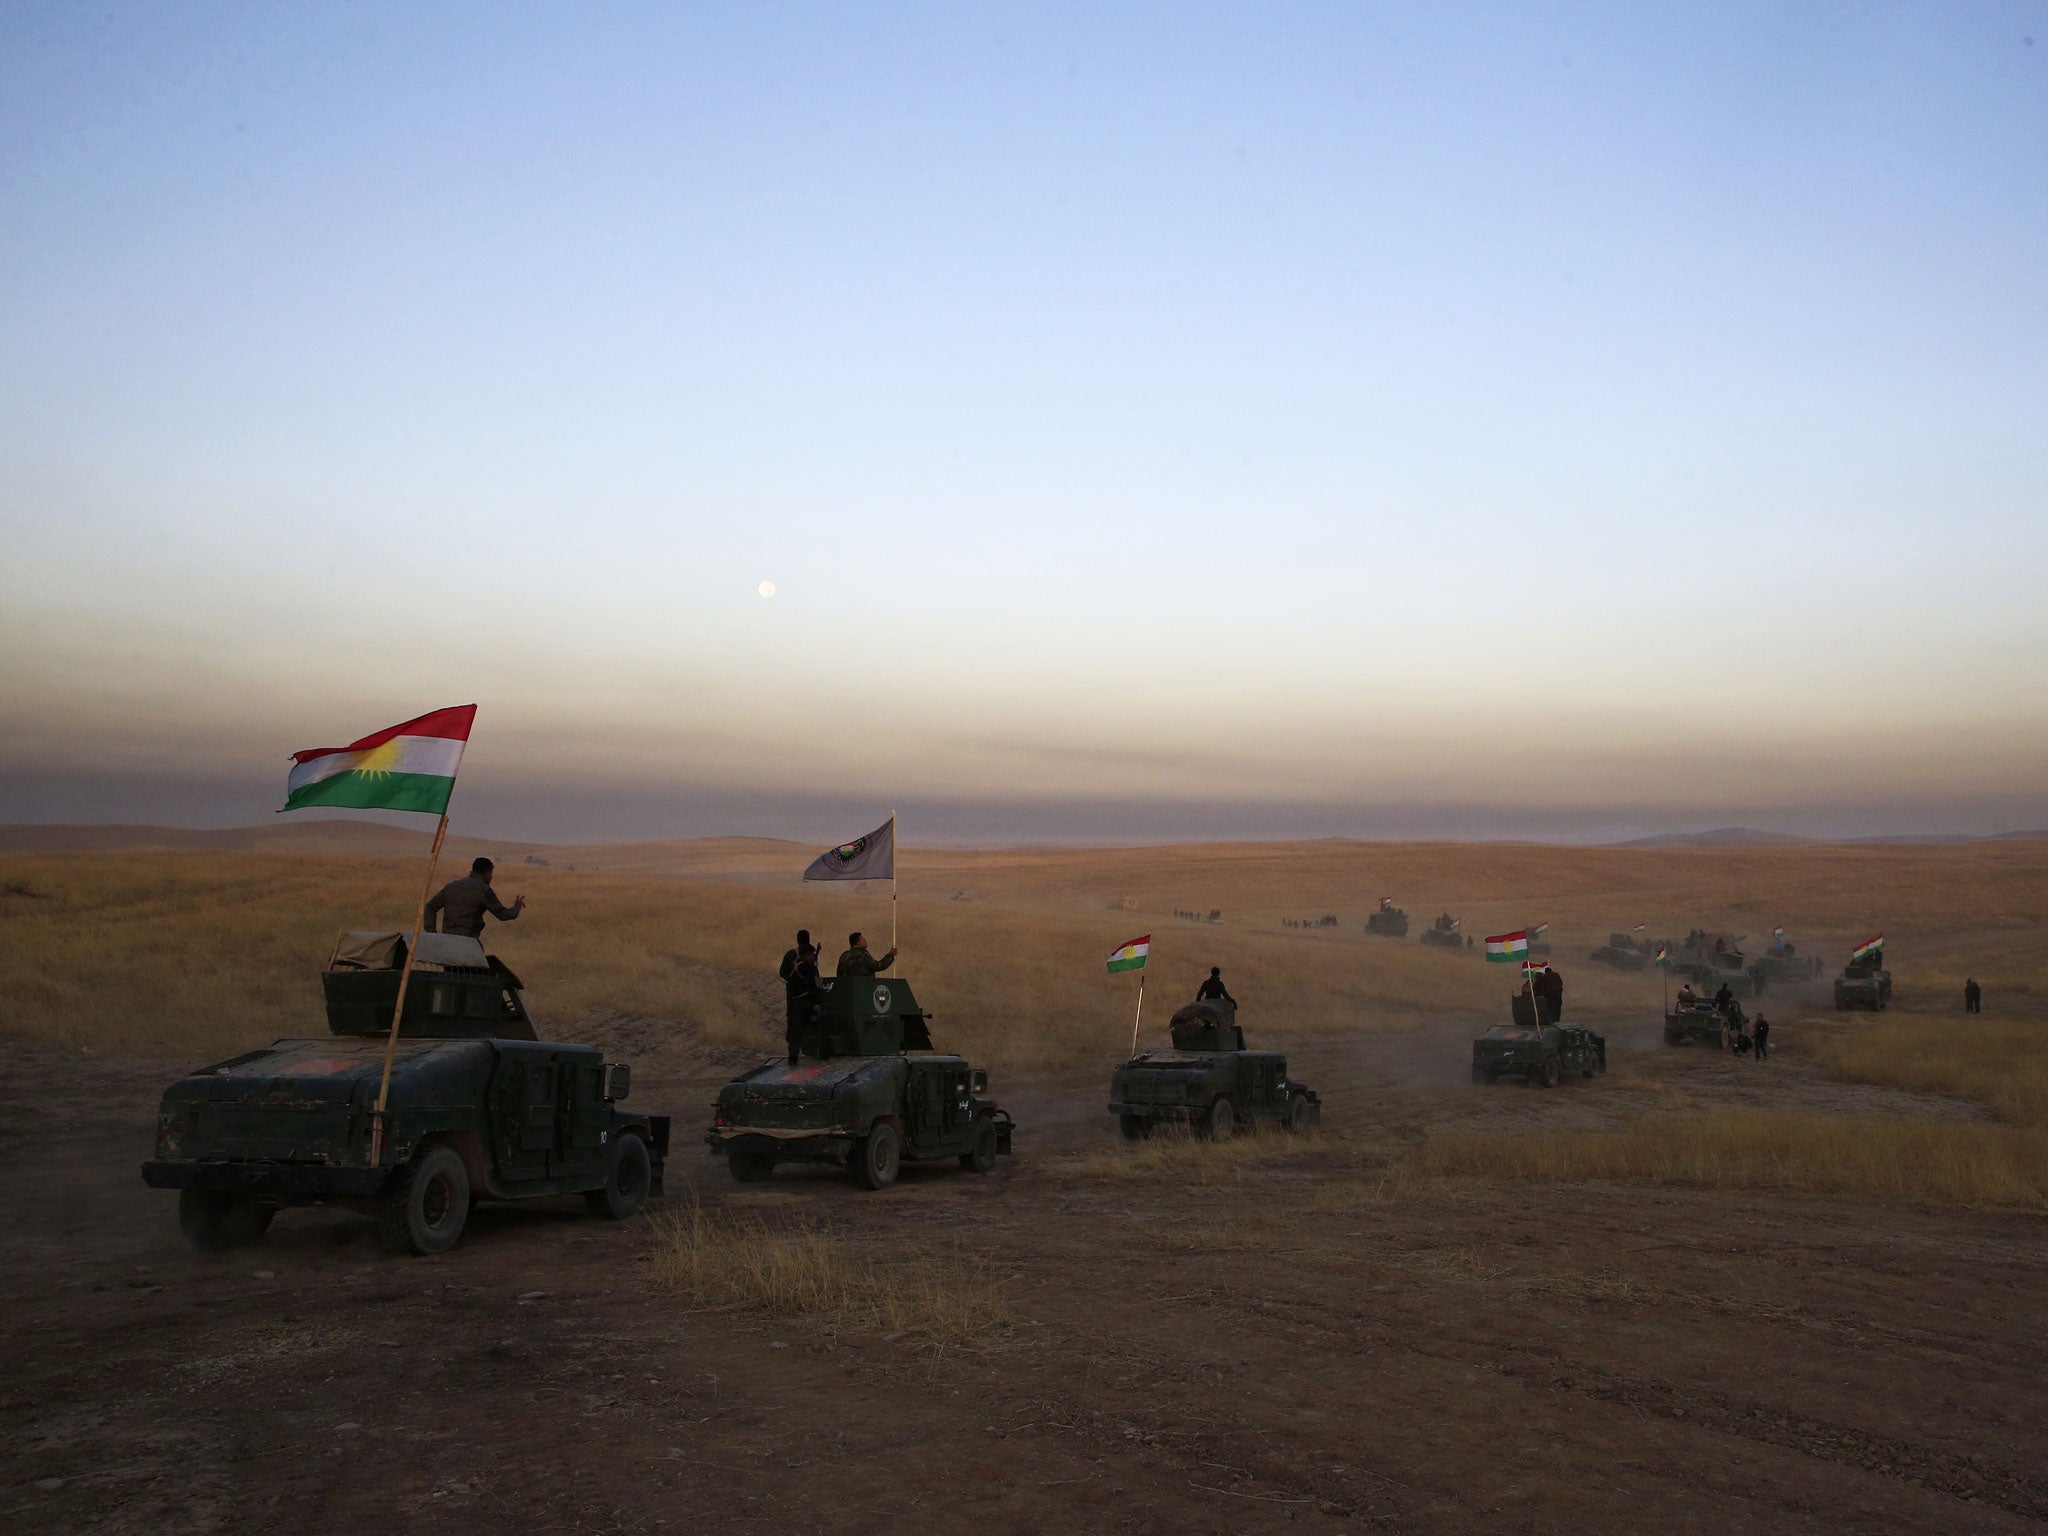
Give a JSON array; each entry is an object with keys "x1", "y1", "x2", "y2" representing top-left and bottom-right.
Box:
[
  {"x1": 1530, "y1": 921, "x2": 1549, "y2": 938},
  {"x1": 1654, "y1": 942, "x2": 1669, "y2": 965},
  {"x1": 282, "y1": 705, "x2": 475, "y2": 816},
  {"x1": 1107, "y1": 934, "x2": 1150, "y2": 974},
  {"x1": 1851, "y1": 935, "x2": 1885, "y2": 962},
  {"x1": 1484, "y1": 929, "x2": 1529, "y2": 963},
  {"x1": 1521, "y1": 959, "x2": 1550, "y2": 974}
]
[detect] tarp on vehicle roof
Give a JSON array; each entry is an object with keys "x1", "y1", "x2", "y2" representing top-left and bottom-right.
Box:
[{"x1": 327, "y1": 930, "x2": 489, "y2": 971}]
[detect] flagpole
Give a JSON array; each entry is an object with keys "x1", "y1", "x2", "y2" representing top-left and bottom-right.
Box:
[
  {"x1": 1130, "y1": 972, "x2": 1145, "y2": 1054},
  {"x1": 367, "y1": 805, "x2": 452, "y2": 1169},
  {"x1": 890, "y1": 808, "x2": 899, "y2": 955}
]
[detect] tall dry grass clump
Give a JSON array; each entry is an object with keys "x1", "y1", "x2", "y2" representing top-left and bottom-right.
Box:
[
  {"x1": 650, "y1": 1203, "x2": 1005, "y2": 1344},
  {"x1": 1412, "y1": 1111, "x2": 2048, "y2": 1208},
  {"x1": 1812, "y1": 1017, "x2": 2048, "y2": 1127}
]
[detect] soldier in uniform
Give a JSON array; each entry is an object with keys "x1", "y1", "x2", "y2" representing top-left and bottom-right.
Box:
[
  {"x1": 1964, "y1": 978, "x2": 1982, "y2": 1014},
  {"x1": 1196, "y1": 967, "x2": 1234, "y2": 1004},
  {"x1": 423, "y1": 857, "x2": 525, "y2": 939},
  {"x1": 836, "y1": 931, "x2": 897, "y2": 977},
  {"x1": 783, "y1": 943, "x2": 821, "y2": 1065}
]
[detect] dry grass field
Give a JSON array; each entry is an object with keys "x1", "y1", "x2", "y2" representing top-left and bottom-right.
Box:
[{"x1": 5, "y1": 828, "x2": 2047, "y2": 1534}]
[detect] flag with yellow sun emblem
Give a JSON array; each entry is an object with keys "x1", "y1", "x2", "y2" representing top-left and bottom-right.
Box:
[{"x1": 281, "y1": 705, "x2": 476, "y2": 815}]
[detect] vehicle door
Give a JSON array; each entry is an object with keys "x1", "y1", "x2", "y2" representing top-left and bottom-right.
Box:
[
  {"x1": 488, "y1": 1045, "x2": 556, "y2": 1183},
  {"x1": 553, "y1": 1051, "x2": 607, "y2": 1181},
  {"x1": 904, "y1": 1060, "x2": 948, "y2": 1152}
]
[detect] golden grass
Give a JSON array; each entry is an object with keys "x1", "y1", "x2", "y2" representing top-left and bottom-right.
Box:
[
  {"x1": 1812, "y1": 1016, "x2": 2048, "y2": 1127},
  {"x1": 650, "y1": 1203, "x2": 1006, "y2": 1344},
  {"x1": 1411, "y1": 1110, "x2": 2048, "y2": 1208},
  {"x1": 1062, "y1": 1124, "x2": 1345, "y2": 1184}
]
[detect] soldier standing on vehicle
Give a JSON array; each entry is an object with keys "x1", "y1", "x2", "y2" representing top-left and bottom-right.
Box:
[
  {"x1": 1714, "y1": 982, "x2": 1736, "y2": 1014},
  {"x1": 836, "y1": 931, "x2": 897, "y2": 977},
  {"x1": 1538, "y1": 966, "x2": 1564, "y2": 1022},
  {"x1": 1196, "y1": 967, "x2": 1235, "y2": 1004},
  {"x1": 1677, "y1": 983, "x2": 1697, "y2": 1010},
  {"x1": 779, "y1": 929, "x2": 813, "y2": 984},
  {"x1": 1965, "y1": 978, "x2": 1983, "y2": 1014},
  {"x1": 423, "y1": 857, "x2": 525, "y2": 939},
  {"x1": 783, "y1": 943, "x2": 821, "y2": 1065},
  {"x1": 1753, "y1": 1015, "x2": 1771, "y2": 1061}
]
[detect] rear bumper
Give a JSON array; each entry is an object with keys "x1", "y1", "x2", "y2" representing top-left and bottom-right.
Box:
[{"x1": 142, "y1": 1160, "x2": 390, "y2": 1197}]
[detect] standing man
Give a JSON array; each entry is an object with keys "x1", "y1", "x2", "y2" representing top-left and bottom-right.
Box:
[
  {"x1": 1538, "y1": 966, "x2": 1564, "y2": 1022},
  {"x1": 1196, "y1": 967, "x2": 1234, "y2": 1004},
  {"x1": 779, "y1": 929, "x2": 813, "y2": 984},
  {"x1": 1965, "y1": 978, "x2": 1983, "y2": 1014},
  {"x1": 1753, "y1": 1015, "x2": 1771, "y2": 1061},
  {"x1": 836, "y1": 931, "x2": 897, "y2": 977},
  {"x1": 423, "y1": 857, "x2": 525, "y2": 939},
  {"x1": 783, "y1": 942, "x2": 821, "y2": 1066}
]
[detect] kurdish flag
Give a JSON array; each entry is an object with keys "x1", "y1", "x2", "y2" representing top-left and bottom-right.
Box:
[
  {"x1": 1851, "y1": 934, "x2": 1885, "y2": 962},
  {"x1": 1773, "y1": 925, "x2": 1786, "y2": 939},
  {"x1": 1531, "y1": 921, "x2": 1550, "y2": 937},
  {"x1": 1484, "y1": 929, "x2": 1529, "y2": 963},
  {"x1": 1521, "y1": 959, "x2": 1550, "y2": 975},
  {"x1": 1654, "y1": 943, "x2": 1669, "y2": 966},
  {"x1": 282, "y1": 705, "x2": 475, "y2": 816},
  {"x1": 1107, "y1": 934, "x2": 1150, "y2": 974}
]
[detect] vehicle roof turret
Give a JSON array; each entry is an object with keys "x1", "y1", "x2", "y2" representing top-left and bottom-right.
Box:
[
  {"x1": 801, "y1": 975, "x2": 934, "y2": 1057},
  {"x1": 321, "y1": 928, "x2": 536, "y2": 1041}
]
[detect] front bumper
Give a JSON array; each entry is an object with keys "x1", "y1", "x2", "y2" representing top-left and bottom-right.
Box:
[{"x1": 141, "y1": 1159, "x2": 391, "y2": 1197}]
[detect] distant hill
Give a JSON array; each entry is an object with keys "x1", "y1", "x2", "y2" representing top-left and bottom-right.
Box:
[{"x1": 1610, "y1": 828, "x2": 1819, "y2": 849}]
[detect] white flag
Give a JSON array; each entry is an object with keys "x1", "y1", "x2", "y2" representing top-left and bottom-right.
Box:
[{"x1": 802, "y1": 816, "x2": 896, "y2": 882}]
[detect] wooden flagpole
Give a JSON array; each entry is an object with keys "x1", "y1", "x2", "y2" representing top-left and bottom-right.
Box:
[
  {"x1": 890, "y1": 808, "x2": 899, "y2": 955},
  {"x1": 1129, "y1": 972, "x2": 1145, "y2": 1054},
  {"x1": 367, "y1": 806, "x2": 452, "y2": 1168}
]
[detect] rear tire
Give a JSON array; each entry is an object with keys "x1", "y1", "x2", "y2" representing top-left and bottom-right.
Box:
[
  {"x1": 959, "y1": 1117, "x2": 998, "y2": 1173},
  {"x1": 585, "y1": 1133, "x2": 651, "y2": 1219},
  {"x1": 1538, "y1": 1058, "x2": 1560, "y2": 1089},
  {"x1": 178, "y1": 1189, "x2": 273, "y2": 1252},
  {"x1": 726, "y1": 1148, "x2": 776, "y2": 1183},
  {"x1": 1286, "y1": 1093, "x2": 1316, "y2": 1131},
  {"x1": 1118, "y1": 1113, "x2": 1151, "y2": 1141},
  {"x1": 377, "y1": 1145, "x2": 470, "y2": 1255},
  {"x1": 1203, "y1": 1097, "x2": 1236, "y2": 1141},
  {"x1": 852, "y1": 1121, "x2": 901, "y2": 1190}
]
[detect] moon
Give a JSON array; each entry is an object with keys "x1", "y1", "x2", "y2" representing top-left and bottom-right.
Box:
[{"x1": 758, "y1": 580, "x2": 776, "y2": 599}]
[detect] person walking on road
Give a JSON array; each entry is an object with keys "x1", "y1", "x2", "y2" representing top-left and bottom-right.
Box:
[
  {"x1": 1753, "y1": 1015, "x2": 1771, "y2": 1061},
  {"x1": 1965, "y1": 978, "x2": 1983, "y2": 1014}
]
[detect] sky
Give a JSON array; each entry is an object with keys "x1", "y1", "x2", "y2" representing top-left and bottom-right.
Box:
[{"x1": 2, "y1": 2, "x2": 2045, "y2": 845}]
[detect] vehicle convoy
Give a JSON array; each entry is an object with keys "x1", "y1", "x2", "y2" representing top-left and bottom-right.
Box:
[
  {"x1": 1366, "y1": 899, "x2": 1410, "y2": 938},
  {"x1": 1664, "y1": 995, "x2": 1747, "y2": 1048},
  {"x1": 1109, "y1": 997, "x2": 1320, "y2": 1139},
  {"x1": 1471, "y1": 993, "x2": 1607, "y2": 1086},
  {"x1": 1418, "y1": 913, "x2": 1465, "y2": 949},
  {"x1": 707, "y1": 975, "x2": 1014, "y2": 1189},
  {"x1": 1834, "y1": 956, "x2": 1893, "y2": 1011},
  {"x1": 1589, "y1": 932, "x2": 1652, "y2": 971},
  {"x1": 1753, "y1": 939, "x2": 1821, "y2": 984},
  {"x1": 142, "y1": 930, "x2": 668, "y2": 1255}
]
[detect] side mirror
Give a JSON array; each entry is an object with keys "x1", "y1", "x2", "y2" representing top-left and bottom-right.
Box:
[
  {"x1": 608, "y1": 1064, "x2": 631, "y2": 1101},
  {"x1": 971, "y1": 1069, "x2": 989, "y2": 1095}
]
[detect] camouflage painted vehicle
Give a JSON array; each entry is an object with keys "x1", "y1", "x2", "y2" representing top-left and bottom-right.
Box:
[
  {"x1": 1589, "y1": 933, "x2": 1652, "y2": 971},
  {"x1": 1471, "y1": 995, "x2": 1606, "y2": 1086},
  {"x1": 706, "y1": 975, "x2": 1014, "y2": 1189},
  {"x1": 1109, "y1": 998, "x2": 1320, "y2": 1139},
  {"x1": 142, "y1": 931, "x2": 669, "y2": 1255},
  {"x1": 1418, "y1": 914, "x2": 1465, "y2": 949},
  {"x1": 1834, "y1": 959, "x2": 1893, "y2": 1011},
  {"x1": 1664, "y1": 995, "x2": 1746, "y2": 1048},
  {"x1": 1753, "y1": 940, "x2": 1821, "y2": 984},
  {"x1": 1365, "y1": 901, "x2": 1410, "y2": 938}
]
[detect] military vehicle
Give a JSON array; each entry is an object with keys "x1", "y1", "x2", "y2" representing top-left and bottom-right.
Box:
[
  {"x1": 1470, "y1": 994, "x2": 1606, "y2": 1086},
  {"x1": 707, "y1": 975, "x2": 1014, "y2": 1188},
  {"x1": 1753, "y1": 939, "x2": 1821, "y2": 985},
  {"x1": 1588, "y1": 932, "x2": 1652, "y2": 971},
  {"x1": 1834, "y1": 957, "x2": 1893, "y2": 1011},
  {"x1": 142, "y1": 930, "x2": 669, "y2": 1255},
  {"x1": 1109, "y1": 997, "x2": 1320, "y2": 1138},
  {"x1": 1418, "y1": 913, "x2": 1465, "y2": 949},
  {"x1": 1670, "y1": 933, "x2": 1757, "y2": 996},
  {"x1": 1365, "y1": 900, "x2": 1409, "y2": 938},
  {"x1": 1664, "y1": 995, "x2": 1747, "y2": 1048}
]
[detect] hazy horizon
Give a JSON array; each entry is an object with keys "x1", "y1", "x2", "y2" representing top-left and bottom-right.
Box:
[{"x1": 5, "y1": 5, "x2": 2044, "y2": 840}]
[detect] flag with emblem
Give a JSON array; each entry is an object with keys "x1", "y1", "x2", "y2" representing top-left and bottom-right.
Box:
[{"x1": 803, "y1": 816, "x2": 897, "y2": 881}]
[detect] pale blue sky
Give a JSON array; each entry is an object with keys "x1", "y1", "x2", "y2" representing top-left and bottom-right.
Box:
[{"x1": 2, "y1": 3, "x2": 2044, "y2": 841}]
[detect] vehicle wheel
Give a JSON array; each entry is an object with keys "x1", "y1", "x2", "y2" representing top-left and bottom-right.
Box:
[
  {"x1": 586, "y1": 1133, "x2": 652, "y2": 1219},
  {"x1": 1539, "y1": 1058, "x2": 1561, "y2": 1088},
  {"x1": 959, "y1": 1116, "x2": 999, "y2": 1173},
  {"x1": 1203, "y1": 1097, "x2": 1236, "y2": 1141},
  {"x1": 377, "y1": 1144, "x2": 470, "y2": 1255},
  {"x1": 726, "y1": 1148, "x2": 776, "y2": 1183},
  {"x1": 1286, "y1": 1093, "x2": 1316, "y2": 1131},
  {"x1": 851, "y1": 1121, "x2": 901, "y2": 1190},
  {"x1": 178, "y1": 1189, "x2": 273, "y2": 1252},
  {"x1": 1118, "y1": 1113, "x2": 1151, "y2": 1141}
]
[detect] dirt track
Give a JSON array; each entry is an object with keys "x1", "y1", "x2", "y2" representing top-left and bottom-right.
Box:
[{"x1": 4, "y1": 1007, "x2": 2044, "y2": 1536}]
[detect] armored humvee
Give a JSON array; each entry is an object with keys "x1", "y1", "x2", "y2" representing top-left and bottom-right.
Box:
[
  {"x1": 1589, "y1": 933, "x2": 1651, "y2": 971},
  {"x1": 1418, "y1": 913, "x2": 1465, "y2": 950},
  {"x1": 1664, "y1": 996, "x2": 1746, "y2": 1048},
  {"x1": 1471, "y1": 994, "x2": 1606, "y2": 1086},
  {"x1": 1109, "y1": 998, "x2": 1320, "y2": 1139},
  {"x1": 142, "y1": 931, "x2": 669, "y2": 1255},
  {"x1": 707, "y1": 975, "x2": 1014, "y2": 1189},
  {"x1": 1834, "y1": 958, "x2": 1893, "y2": 1011},
  {"x1": 1671, "y1": 934, "x2": 1757, "y2": 997},
  {"x1": 1754, "y1": 940, "x2": 1821, "y2": 984},
  {"x1": 1365, "y1": 901, "x2": 1410, "y2": 938}
]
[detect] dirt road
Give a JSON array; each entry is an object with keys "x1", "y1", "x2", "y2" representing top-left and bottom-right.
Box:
[{"x1": 4, "y1": 1010, "x2": 2043, "y2": 1536}]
